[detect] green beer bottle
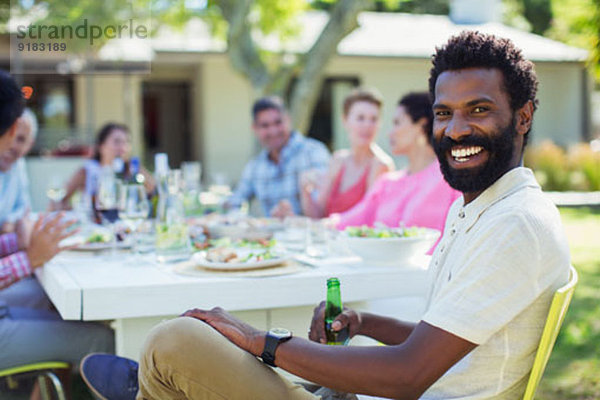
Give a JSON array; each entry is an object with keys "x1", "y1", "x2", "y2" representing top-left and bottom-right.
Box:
[{"x1": 325, "y1": 277, "x2": 350, "y2": 345}]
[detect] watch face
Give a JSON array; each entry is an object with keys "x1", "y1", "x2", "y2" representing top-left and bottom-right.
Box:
[{"x1": 269, "y1": 327, "x2": 292, "y2": 339}]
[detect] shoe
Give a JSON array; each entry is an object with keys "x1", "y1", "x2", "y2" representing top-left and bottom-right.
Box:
[{"x1": 80, "y1": 353, "x2": 139, "y2": 400}]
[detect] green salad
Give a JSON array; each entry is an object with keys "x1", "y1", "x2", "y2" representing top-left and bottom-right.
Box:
[
  {"x1": 194, "y1": 237, "x2": 276, "y2": 251},
  {"x1": 344, "y1": 226, "x2": 426, "y2": 238},
  {"x1": 240, "y1": 250, "x2": 276, "y2": 262},
  {"x1": 86, "y1": 231, "x2": 112, "y2": 243}
]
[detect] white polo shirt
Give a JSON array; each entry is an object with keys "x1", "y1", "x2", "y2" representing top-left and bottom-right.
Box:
[{"x1": 419, "y1": 167, "x2": 570, "y2": 399}]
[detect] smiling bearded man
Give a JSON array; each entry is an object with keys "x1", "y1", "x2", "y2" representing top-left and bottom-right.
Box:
[
  {"x1": 79, "y1": 32, "x2": 571, "y2": 400},
  {"x1": 433, "y1": 113, "x2": 518, "y2": 193}
]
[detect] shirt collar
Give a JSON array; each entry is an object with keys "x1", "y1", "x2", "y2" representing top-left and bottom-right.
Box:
[
  {"x1": 457, "y1": 167, "x2": 540, "y2": 231},
  {"x1": 260, "y1": 131, "x2": 302, "y2": 164},
  {"x1": 280, "y1": 131, "x2": 302, "y2": 160}
]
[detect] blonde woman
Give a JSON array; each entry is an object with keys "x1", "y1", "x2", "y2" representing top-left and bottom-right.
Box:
[{"x1": 300, "y1": 88, "x2": 394, "y2": 218}]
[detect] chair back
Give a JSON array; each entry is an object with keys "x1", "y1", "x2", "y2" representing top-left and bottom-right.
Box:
[{"x1": 522, "y1": 266, "x2": 578, "y2": 400}]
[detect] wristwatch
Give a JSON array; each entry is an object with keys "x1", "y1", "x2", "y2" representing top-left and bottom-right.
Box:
[{"x1": 260, "y1": 328, "x2": 293, "y2": 367}]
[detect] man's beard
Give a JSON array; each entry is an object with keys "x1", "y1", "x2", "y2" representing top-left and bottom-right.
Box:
[{"x1": 433, "y1": 120, "x2": 518, "y2": 193}]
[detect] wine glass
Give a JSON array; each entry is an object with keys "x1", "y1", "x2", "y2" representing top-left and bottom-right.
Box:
[
  {"x1": 119, "y1": 183, "x2": 150, "y2": 255},
  {"x1": 46, "y1": 176, "x2": 66, "y2": 210},
  {"x1": 95, "y1": 167, "x2": 121, "y2": 258}
]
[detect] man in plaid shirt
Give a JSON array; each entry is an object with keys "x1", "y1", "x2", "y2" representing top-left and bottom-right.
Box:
[{"x1": 227, "y1": 96, "x2": 331, "y2": 216}]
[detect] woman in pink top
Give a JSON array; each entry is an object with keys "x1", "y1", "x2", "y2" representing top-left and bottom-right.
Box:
[
  {"x1": 301, "y1": 87, "x2": 394, "y2": 218},
  {"x1": 335, "y1": 92, "x2": 461, "y2": 234}
]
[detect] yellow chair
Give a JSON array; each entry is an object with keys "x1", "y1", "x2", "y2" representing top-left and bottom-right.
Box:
[
  {"x1": 0, "y1": 361, "x2": 70, "y2": 400},
  {"x1": 522, "y1": 265, "x2": 578, "y2": 400}
]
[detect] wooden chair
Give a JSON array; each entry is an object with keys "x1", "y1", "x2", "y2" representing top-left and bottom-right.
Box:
[{"x1": 522, "y1": 266, "x2": 578, "y2": 400}]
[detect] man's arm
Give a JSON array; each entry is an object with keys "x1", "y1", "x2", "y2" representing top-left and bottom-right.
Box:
[
  {"x1": 0, "y1": 213, "x2": 79, "y2": 290},
  {"x1": 308, "y1": 301, "x2": 416, "y2": 346},
  {"x1": 0, "y1": 232, "x2": 19, "y2": 257},
  {"x1": 183, "y1": 308, "x2": 476, "y2": 400},
  {"x1": 226, "y1": 161, "x2": 255, "y2": 209},
  {"x1": 0, "y1": 251, "x2": 32, "y2": 290},
  {"x1": 276, "y1": 322, "x2": 475, "y2": 399},
  {"x1": 357, "y1": 312, "x2": 417, "y2": 345},
  {"x1": 59, "y1": 167, "x2": 86, "y2": 210}
]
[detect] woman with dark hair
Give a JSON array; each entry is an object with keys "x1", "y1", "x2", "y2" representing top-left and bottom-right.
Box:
[
  {"x1": 59, "y1": 123, "x2": 155, "y2": 209},
  {"x1": 333, "y1": 92, "x2": 460, "y2": 234}
]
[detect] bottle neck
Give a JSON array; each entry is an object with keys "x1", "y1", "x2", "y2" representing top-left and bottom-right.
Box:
[{"x1": 325, "y1": 284, "x2": 343, "y2": 319}]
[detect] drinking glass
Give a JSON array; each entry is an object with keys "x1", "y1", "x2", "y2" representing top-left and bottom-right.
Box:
[
  {"x1": 119, "y1": 183, "x2": 150, "y2": 254},
  {"x1": 182, "y1": 162, "x2": 203, "y2": 216},
  {"x1": 46, "y1": 176, "x2": 66, "y2": 210},
  {"x1": 95, "y1": 167, "x2": 121, "y2": 258},
  {"x1": 280, "y1": 216, "x2": 310, "y2": 253},
  {"x1": 306, "y1": 219, "x2": 330, "y2": 258},
  {"x1": 155, "y1": 169, "x2": 191, "y2": 263},
  {"x1": 182, "y1": 161, "x2": 201, "y2": 191}
]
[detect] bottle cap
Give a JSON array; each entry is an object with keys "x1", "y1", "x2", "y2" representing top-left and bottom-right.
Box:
[{"x1": 130, "y1": 157, "x2": 140, "y2": 175}]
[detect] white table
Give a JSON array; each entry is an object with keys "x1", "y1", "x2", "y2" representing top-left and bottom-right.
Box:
[{"x1": 36, "y1": 251, "x2": 431, "y2": 360}]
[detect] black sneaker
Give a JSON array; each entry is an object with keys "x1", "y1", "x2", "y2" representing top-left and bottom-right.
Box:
[{"x1": 80, "y1": 353, "x2": 139, "y2": 400}]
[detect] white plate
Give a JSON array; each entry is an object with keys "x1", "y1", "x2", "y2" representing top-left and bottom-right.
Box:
[
  {"x1": 191, "y1": 251, "x2": 288, "y2": 270},
  {"x1": 73, "y1": 241, "x2": 132, "y2": 251},
  {"x1": 62, "y1": 236, "x2": 132, "y2": 251}
]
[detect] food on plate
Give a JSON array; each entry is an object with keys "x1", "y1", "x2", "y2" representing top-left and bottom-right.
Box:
[
  {"x1": 344, "y1": 226, "x2": 426, "y2": 238},
  {"x1": 192, "y1": 237, "x2": 277, "y2": 252},
  {"x1": 204, "y1": 246, "x2": 277, "y2": 264},
  {"x1": 86, "y1": 230, "x2": 112, "y2": 244}
]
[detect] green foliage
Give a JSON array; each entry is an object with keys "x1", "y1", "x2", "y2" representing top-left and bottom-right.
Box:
[
  {"x1": 312, "y1": 0, "x2": 449, "y2": 14},
  {"x1": 525, "y1": 141, "x2": 571, "y2": 191},
  {"x1": 386, "y1": 0, "x2": 448, "y2": 14},
  {"x1": 522, "y1": 0, "x2": 552, "y2": 34},
  {"x1": 547, "y1": 0, "x2": 600, "y2": 85},
  {"x1": 568, "y1": 143, "x2": 600, "y2": 191},
  {"x1": 253, "y1": 0, "x2": 306, "y2": 39},
  {"x1": 525, "y1": 141, "x2": 600, "y2": 191}
]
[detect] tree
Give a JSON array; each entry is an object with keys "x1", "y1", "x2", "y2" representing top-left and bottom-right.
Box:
[
  {"x1": 10, "y1": 0, "x2": 374, "y2": 134},
  {"x1": 547, "y1": 0, "x2": 600, "y2": 85},
  {"x1": 522, "y1": 0, "x2": 552, "y2": 34},
  {"x1": 215, "y1": 0, "x2": 369, "y2": 134}
]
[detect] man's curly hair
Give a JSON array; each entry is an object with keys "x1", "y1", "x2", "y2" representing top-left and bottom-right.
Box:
[{"x1": 428, "y1": 31, "x2": 539, "y2": 114}]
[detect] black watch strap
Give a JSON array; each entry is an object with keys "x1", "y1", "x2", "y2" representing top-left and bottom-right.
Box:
[{"x1": 261, "y1": 330, "x2": 292, "y2": 367}]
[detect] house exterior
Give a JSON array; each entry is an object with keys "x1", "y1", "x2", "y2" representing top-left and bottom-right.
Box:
[{"x1": 0, "y1": 5, "x2": 591, "y2": 210}]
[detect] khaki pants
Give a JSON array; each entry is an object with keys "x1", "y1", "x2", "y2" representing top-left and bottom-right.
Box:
[{"x1": 137, "y1": 317, "x2": 357, "y2": 400}]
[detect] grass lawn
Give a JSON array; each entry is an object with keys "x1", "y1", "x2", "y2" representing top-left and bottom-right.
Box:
[{"x1": 537, "y1": 207, "x2": 600, "y2": 399}]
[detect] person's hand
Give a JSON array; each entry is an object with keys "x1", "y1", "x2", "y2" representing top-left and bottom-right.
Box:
[
  {"x1": 182, "y1": 307, "x2": 266, "y2": 356},
  {"x1": 15, "y1": 210, "x2": 33, "y2": 250},
  {"x1": 26, "y1": 213, "x2": 80, "y2": 269},
  {"x1": 309, "y1": 301, "x2": 362, "y2": 344},
  {"x1": 270, "y1": 199, "x2": 295, "y2": 219}
]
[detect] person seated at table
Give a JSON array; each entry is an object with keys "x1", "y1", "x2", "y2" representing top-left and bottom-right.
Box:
[
  {"x1": 0, "y1": 70, "x2": 114, "y2": 386},
  {"x1": 79, "y1": 31, "x2": 571, "y2": 400},
  {"x1": 0, "y1": 108, "x2": 53, "y2": 311},
  {"x1": 300, "y1": 87, "x2": 394, "y2": 218},
  {"x1": 0, "y1": 108, "x2": 36, "y2": 232},
  {"x1": 333, "y1": 92, "x2": 461, "y2": 234},
  {"x1": 58, "y1": 122, "x2": 155, "y2": 210},
  {"x1": 226, "y1": 96, "x2": 331, "y2": 217}
]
